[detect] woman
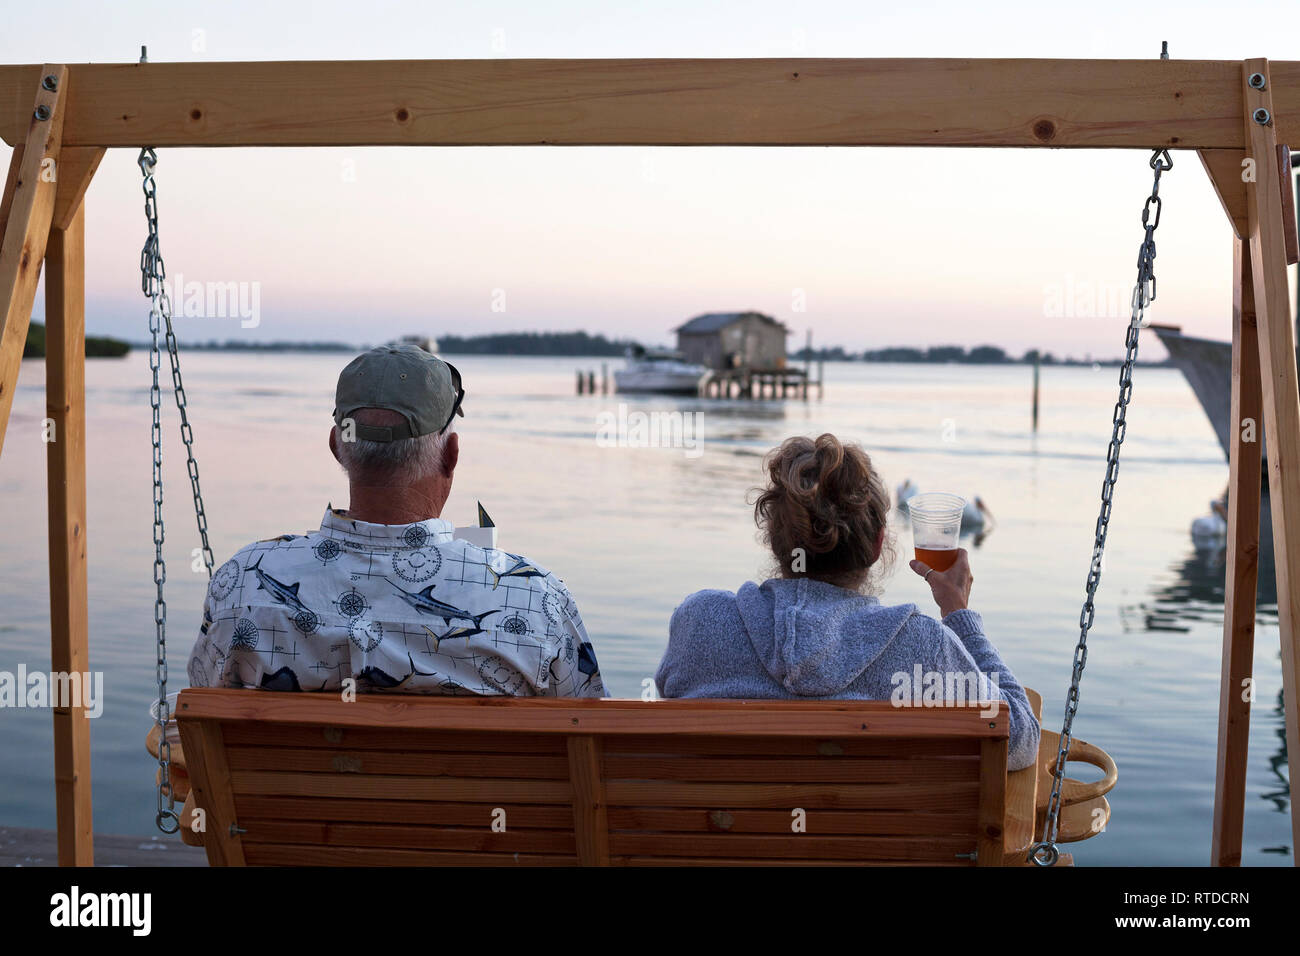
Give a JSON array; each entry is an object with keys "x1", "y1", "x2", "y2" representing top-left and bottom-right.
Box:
[{"x1": 655, "y1": 433, "x2": 1040, "y2": 770}]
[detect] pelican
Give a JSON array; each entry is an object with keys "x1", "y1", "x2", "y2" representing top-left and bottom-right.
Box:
[{"x1": 1191, "y1": 500, "x2": 1228, "y2": 549}]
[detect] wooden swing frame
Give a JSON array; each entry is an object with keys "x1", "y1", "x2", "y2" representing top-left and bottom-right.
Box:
[{"x1": 0, "y1": 56, "x2": 1298, "y2": 867}]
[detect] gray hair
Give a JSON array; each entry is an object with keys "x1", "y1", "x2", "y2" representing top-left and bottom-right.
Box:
[{"x1": 336, "y1": 408, "x2": 454, "y2": 483}]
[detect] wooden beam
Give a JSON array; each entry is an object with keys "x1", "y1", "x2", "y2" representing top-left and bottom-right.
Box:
[
  {"x1": 50, "y1": 147, "x2": 102, "y2": 232},
  {"x1": 1241, "y1": 58, "x2": 1300, "y2": 865},
  {"x1": 178, "y1": 688, "x2": 1009, "y2": 739},
  {"x1": 45, "y1": 196, "x2": 93, "y2": 866},
  {"x1": 1211, "y1": 236, "x2": 1262, "y2": 867},
  {"x1": 0, "y1": 65, "x2": 65, "y2": 459},
  {"x1": 1199, "y1": 149, "x2": 1250, "y2": 240},
  {"x1": 0, "y1": 58, "x2": 1297, "y2": 149}
]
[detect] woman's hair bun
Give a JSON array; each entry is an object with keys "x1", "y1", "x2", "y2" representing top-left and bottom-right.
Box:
[{"x1": 754, "y1": 434, "x2": 892, "y2": 583}]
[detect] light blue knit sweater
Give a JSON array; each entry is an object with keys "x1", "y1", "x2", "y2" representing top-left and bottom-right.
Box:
[{"x1": 655, "y1": 577, "x2": 1040, "y2": 771}]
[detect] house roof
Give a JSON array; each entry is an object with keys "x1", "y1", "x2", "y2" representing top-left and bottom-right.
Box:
[{"x1": 673, "y1": 311, "x2": 789, "y2": 335}]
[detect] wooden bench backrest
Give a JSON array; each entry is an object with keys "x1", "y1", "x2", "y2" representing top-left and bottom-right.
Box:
[{"x1": 176, "y1": 689, "x2": 1010, "y2": 866}]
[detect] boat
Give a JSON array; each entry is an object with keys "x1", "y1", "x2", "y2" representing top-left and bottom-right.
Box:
[
  {"x1": 1150, "y1": 323, "x2": 1299, "y2": 465},
  {"x1": 613, "y1": 346, "x2": 709, "y2": 395},
  {"x1": 385, "y1": 334, "x2": 438, "y2": 353}
]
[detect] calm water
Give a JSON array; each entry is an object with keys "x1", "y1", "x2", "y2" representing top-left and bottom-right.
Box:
[{"x1": 0, "y1": 351, "x2": 1290, "y2": 865}]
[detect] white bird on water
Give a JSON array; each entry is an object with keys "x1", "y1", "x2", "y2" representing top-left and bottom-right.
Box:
[{"x1": 1191, "y1": 500, "x2": 1228, "y2": 549}]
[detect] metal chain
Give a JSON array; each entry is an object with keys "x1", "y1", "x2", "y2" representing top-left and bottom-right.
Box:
[
  {"x1": 1029, "y1": 148, "x2": 1172, "y2": 866},
  {"x1": 140, "y1": 147, "x2": 217, "y2": 834}
]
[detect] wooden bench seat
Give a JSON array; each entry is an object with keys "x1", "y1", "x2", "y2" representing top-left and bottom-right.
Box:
[{"x1": 173, "y1": 687, "x2": 1111, "y2": 866}]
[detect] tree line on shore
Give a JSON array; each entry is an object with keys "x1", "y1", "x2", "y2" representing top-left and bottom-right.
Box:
[
  {"x1": 24, "y1": 322, "x2": 130, "y2": 358},
  {"x1": 791, "y1": 344, "x2": 1171, "y2": 366},
  {"x1": 22, "y1": 326, "x2": 1170, "y2": 367}
]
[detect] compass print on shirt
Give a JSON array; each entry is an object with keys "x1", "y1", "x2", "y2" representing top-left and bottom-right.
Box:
[
  {"x1": 230, "y1": 617, "x2": 260, "y2": 650},
  {"x1": 348, "y1": 618, "x2": 384, "y2": 652},
  {"x1": 541, "y1": 589, "x2": 562, "y2": 626},
  {"x1": 402, "y1": 525, "x2": 430, "y2": 550},
  {"x1": 313, "y1": 538, "x2": 342, "y2": 565},
  {"x1": 334, "y1": 587, "x2": 370, "y2": 620},
  {"x1": 209, "y1": 559, "x2": 241, "y2": 601},
  {"x1": 393, "y1": 545, "x2": 441, "y2": 584},
  {"x1": 500, "y1": 612, "x2": 531, "y2": 637},
  {"x1": 478, "y1": 655, "x2": 526, "y2": 695}
]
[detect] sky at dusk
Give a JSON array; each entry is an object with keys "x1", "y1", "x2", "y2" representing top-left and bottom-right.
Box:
[{"x1": 4, "y1": 0, "x2": 1299, "y2": 358}]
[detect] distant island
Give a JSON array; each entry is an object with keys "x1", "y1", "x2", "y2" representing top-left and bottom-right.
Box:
[
  {"x1": 168, "y1": 339, "x2": 356, "y2": 353},
  {"x1": 25, "y1": 322, "x2": 130, "y2": 359},
  {"x1": 93, "y1": 330, "x2": 1169, "y2": 366},
  {"x1": 438, "y1": 331, "x2": 637, "y2": 356},
  {"x1": 792, "y1": 344, "x2": 1172, "y2": 368}
]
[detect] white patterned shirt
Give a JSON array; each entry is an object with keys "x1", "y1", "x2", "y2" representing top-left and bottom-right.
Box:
[{"x1": 186, "y1": 507, "x2": 606, "y2": 698}]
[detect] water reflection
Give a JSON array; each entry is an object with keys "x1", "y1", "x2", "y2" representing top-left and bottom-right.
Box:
[
  {"x1": 1124, "y1": 490, "x2": 1290, "y2": 838},
  {"x1": 1140, "y1": 491, "x2": 1278, "y2": 613}
]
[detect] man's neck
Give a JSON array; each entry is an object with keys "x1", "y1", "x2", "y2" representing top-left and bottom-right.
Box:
[{"x1": 346, "y1": 486, "x2": 446, "y2": 526}]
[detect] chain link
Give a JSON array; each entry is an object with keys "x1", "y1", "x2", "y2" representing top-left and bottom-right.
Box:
[
  {"x1": 1029, "y1": 148, "x2": 1172, "y2": 867},
  {"x1": 140, "y1": 147, "x2": 216, "y2": 834}
]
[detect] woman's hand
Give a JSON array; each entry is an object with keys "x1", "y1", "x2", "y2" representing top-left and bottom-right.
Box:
[{"x1": 910, "y1": 548, "x2": 973, "y2": 618}]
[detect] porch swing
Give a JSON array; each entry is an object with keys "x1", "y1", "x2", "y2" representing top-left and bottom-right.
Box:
[
  {"x1": 139, "y1": 145, "x2": 1149, "y2": 868},
  {"x1": 8, "y1": 52, "x2": 1299, "y2": 869}
]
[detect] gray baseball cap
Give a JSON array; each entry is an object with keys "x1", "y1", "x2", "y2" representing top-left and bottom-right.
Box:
[{"x1": 333, "y1": 345, "x2": 464, "y2": 442}]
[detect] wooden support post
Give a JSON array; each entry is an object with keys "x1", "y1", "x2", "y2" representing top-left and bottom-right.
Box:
[
  {"x1": 1212, "y1": 236, "x2": 1263, "y2": 866},
  {"x1": 1241, "y1": 58, "x2": 1300, "y2": 864},
  {"x1": 976, "y1": 736, "x2": 1007, "y2": 866},
  {"x1": 566, "y1": 735, "x2": 610, "y2": 865},
  {"x1": 0, "y1": 65, "x2": 66, "y2": 458},
  {"x1": 45, "y1": 200, "x2": 93, "y2": 866},
  {"x1": 44, "y1": 140, "x2": 101, "y2": 867}
]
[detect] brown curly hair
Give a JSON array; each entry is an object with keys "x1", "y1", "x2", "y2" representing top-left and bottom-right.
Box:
[{"x1": 753, "y1": 434, "x2": 895, "y2": 588}]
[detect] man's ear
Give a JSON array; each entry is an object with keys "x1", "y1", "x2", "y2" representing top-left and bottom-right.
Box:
[
  {"x1": 443, "y1": 431, "x2": 460, "y2": 477},
  {"x1": 328, "y1": 426, "x2": 341, "y2": 463}
]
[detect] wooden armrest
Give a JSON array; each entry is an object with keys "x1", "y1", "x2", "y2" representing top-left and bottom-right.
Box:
[
  {"x1": 1036, "y1": 730, "x2": 1118, "y2": 810},
  {"x1": 1055, "y1": 795, "x2": 1110, "y2": 843},
  {"x1": 145, "y1": 722, "x2": 187, "y2": 771},
  {"x1": 1059, "y1": 738, "x2": 1118, "y2": 804}
]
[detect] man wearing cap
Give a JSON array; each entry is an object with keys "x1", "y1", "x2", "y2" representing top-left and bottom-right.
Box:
[{"x1": 186, "y1": 345, "x2": 606, "y2": 698}]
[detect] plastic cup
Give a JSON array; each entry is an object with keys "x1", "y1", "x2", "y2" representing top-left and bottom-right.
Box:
[
  {"x1": 907, "y1": 492, "x2": 966, "y2": 572},
  {"x1": 148, "y1": 691, "x2": 183, "y2": 751}
]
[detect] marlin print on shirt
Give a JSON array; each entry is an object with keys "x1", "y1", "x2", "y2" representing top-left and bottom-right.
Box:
[
  {"x1": 356, "y1": 653, "x2": 435, "y2": 690},
  {"x1": 488, "y1": 554, "x2": 545, "y2": 589},
  {"x1": 421, "y1": 611, "x2": 502, "y2": 652},
  {"x1": 576, "y1": 640, "x2": 601, "y2": 691},
  {"x1": 388, "y1": 579, "x2": 498, "y2": 628},
  {"x1": 246, "y1": 555, "x2": 315, "y2": 618}
]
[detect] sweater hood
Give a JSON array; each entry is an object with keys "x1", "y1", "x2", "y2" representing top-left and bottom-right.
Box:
[{"x1": 736, "y1": 577, "x2": 919, "y2": 697}]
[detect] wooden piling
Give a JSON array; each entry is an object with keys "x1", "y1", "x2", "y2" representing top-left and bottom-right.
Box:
[{"x1": 1032, "y1": 350, "x2": 1041, "y2": 431}]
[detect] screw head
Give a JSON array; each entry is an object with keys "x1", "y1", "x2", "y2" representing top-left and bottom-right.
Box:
[
  {"x1": 34, "y1": 104, "x2": 51, "y2": 121},
  {"x1": 1248, "y1": 72, "x2": 1267, "y2": 90},
  {"x1": 1254, "y1": 107, "x2": 1272, "y2": 126},
  {"x1": 41, "y1": 74, "x2": 58, "y2": 92}
]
